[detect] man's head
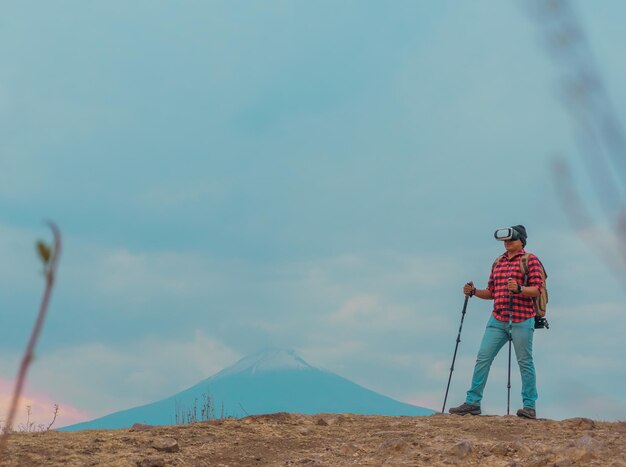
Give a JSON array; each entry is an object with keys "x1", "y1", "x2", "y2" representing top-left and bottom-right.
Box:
[
  {"x1": 494, "y1": 224, "x2": 527, "y2": 248},
  {"x1": 511, "y1": 225, "x2": 527, "y2": 246}
]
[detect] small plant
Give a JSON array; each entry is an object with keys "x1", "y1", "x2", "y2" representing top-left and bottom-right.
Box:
[
  {"x1": 0, "y1": 405, "x2": 59, "y2": 435},
  {"x1": 46, "y1": 404, "x2": 60, "y2": 431},
  {"x1": 0, "y1": 224, "x2": 61, "y2": 457},
  {"x1": 16, "y1": 405, "x2": 33, "y2": 433},
  {"x1": 174, "y1": 389, "x2": 234, "y2": 425}
]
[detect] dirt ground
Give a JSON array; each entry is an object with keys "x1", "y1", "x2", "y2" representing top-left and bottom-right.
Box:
[{"x1": 1, "y1": 413, "x2": 625, "y2": 466}]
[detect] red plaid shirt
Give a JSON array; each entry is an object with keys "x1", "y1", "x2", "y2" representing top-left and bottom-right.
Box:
[{"x1": 486, "y1": 249, "x2": 544, "y2": 323}]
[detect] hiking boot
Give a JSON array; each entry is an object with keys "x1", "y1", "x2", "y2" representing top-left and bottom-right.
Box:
[
  {"x1": 449, "y1": 403, "x2": 481, "y2": 415},
  {"x1": 516, "y1": 407, "x2": 536, "y2": 419}
]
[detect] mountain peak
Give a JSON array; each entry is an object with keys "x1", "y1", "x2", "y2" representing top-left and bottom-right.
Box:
[
  {"x1": 60, "y1": 347, "x2": 435, "y2": 431},
  {"x1": 216, "y1": 348, "x2": 315, "y2": 378}
]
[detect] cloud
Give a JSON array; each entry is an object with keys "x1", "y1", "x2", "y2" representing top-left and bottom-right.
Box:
[
  {"x1": 546, "y1": 379, "x2": 626, "y2": 421},
  {"x1": 329, "y1": 294, "x2": 434, "y2": 335},
  {"x1": 94, "y1": 249, "x2": 210, "y2": 303},
  {"x1": 0, "y1": 333, "x2": 239, "y2": 421},
  {"x1": 331, "y1": 294, "x2": 380, "y2": 324},
  {"x1": 134, "y1": 181, "x2": 228, "y2": 211},
  {"x1": 0, "y1": 223, "x2": 46, "y2": 293},
  {"x1": 0, "y1": 379, "x2": 90, "y2": 430}
]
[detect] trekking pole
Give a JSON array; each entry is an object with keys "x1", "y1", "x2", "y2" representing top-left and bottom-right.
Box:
[
  {"x1": 442, "y1": 294, "x2": 470, "y2": 413},
  {"x1": 507, "y1": 292, "x2": 513, "y2": 416}
]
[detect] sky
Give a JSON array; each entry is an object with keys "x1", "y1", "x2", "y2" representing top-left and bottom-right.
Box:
[{"x1": 1, "y1": 0, "x2": 625, "y2": 428}]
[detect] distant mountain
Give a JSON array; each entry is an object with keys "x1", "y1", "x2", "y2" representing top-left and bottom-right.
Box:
[{"x1": 60, "y1": 348, "x2": 435, "y2": 431}]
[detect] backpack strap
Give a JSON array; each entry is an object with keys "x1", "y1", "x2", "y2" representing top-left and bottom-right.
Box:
[
  {"x1": 519, "y1": 253, "x2": 538, "y2": 314},
  {"x1": 491, "y1": 255, "x2": 503, "y2": 281},
  {"x1": 520, "y1": 253, "x2": 530, "y2": 286}
]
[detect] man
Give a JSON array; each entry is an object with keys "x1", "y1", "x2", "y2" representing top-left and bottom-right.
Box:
[{"x1": 449, "y1": 225, "x2": 544, "y2": 419}]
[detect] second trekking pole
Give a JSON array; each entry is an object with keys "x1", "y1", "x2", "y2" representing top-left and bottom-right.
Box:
[
  {"x1": 507, "y1": 292, "x2": 513, "y2": 416},
  {"x1": 442, "y1": 293, "x2": 470, "y2": 414}
]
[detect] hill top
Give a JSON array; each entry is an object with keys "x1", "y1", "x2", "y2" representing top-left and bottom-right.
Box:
[{"x1": 4, "y1": 413, "x2": 625, "y2": 466}]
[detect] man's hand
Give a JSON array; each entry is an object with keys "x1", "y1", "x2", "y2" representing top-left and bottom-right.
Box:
[
  {"x1": 507, "y1": 278, "x2": 520, "y2": 293},
  {"x1": 463, "y1": 281, "x2": 475, "y2": 296}
]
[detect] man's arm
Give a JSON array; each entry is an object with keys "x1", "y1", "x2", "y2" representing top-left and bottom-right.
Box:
[
  {"x1": 474, "y1": 288, "x2": 493, "y2": 300},
  {"x1": 507, "y1": 278, "x2": 540, "y2": 298},
  {"x1": 507, "y1": 255, "x2": 543, "y2": 298},
  {"x1": 463, "y1": 282, "x2": 493, "y2": 300},
  {"x1": 521, "y1": 286, "x2": 539, "y2": 298}
]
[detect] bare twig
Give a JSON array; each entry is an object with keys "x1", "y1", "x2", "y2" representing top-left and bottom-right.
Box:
[{"x1": 0, "y1": 223, "x2": 62, "y2": 458}]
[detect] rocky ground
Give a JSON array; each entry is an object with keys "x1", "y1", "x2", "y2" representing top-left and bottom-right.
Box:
[{"x1": 1, "y1": 413, "x2": 625, "y2": 466}]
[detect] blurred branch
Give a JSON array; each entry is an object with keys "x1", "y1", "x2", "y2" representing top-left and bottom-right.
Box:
[
  {"x1": 524, "y1": 0, "x2": 626, "y2": 284},
  {"x1": 0, "y1": 223, "x2": 62, "y2": 458},
  {"x1": 552, "y1": 158, "x2": 626, "y2": 285}
]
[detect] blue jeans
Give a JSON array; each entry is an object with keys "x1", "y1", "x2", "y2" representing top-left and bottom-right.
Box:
[{"x1": 465, "y1": 314, "x2": 537, "y2": 409}]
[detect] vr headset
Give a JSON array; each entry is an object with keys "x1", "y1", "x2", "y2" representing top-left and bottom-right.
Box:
[{"x1": 494, "y1": 227, "x2": 523, "y2": 241}]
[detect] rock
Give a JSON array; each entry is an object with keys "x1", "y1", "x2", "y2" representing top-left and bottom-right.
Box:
[
  {"x1": 552, "y1": 432, "x2": 602, "y2": 465},
  {"x1": 380, "y1": 438, "x2": 409, "y2": 452},
  {"x1": 451, "y1": 440, "x2": 473, "y2": 458},
  {"x1": 569, "y1": 447, "x2": 596, "y2": 463},
  {"x1": 490, "y1": 442, "x2": 509, "y2": 456},
  {"x1": 527, "y1": 457, "x2": 553, "y2": 467},
  {"x1": 335, "y1": 442, "x2": 361, "y2": 456},
  {"x1": 249, "y1": 412, "x2": 293, "y2": 423},
  {"x1": 294, "y1": 458, "x2": 328, "y2": 466},
  {"x1": 575, "y1": 433, "x2": 600, "y2": 450},
  {"x1": 137, "y1": 456, "x2": 165, "y2": 467},
  {"x1": 333, "y1": 415, "x2": 349, "y2": 425},
  {"x1": 510, "y1": 440, "x2": 532, "y2": 455},
  {"x1": 152, "y1": 437, "x2": 180, "y2": 453},
  {"x1": 129, "y1": 423, "x2": 154, "y2": 432},
  {"x1": 563, "y1": 417, "x2": 596, "y2": 430},
  {"x1": 553, "y1": 445, "x2": 596, "y2": 465},
  {"x1": 314, "y1": 416, "x2": 334, "y2": 426}
]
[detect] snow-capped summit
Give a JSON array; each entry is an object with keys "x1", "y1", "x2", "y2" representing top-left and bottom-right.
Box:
[{"x1": 214, "y1": 348, "x2": 314, "y2": 378}]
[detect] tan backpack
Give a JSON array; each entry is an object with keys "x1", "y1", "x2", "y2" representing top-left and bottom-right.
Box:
[{"x1": 520, "y1": 254, "x2": 548, "y2": 317}]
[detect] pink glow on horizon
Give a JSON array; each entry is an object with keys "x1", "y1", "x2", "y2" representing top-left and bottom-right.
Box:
[
  {"x1": 0, "y1": 379, "x2": 92, "y2": 430},
  {"x1": 409, "y1": 396, "x2": 440, "y2": 411}
]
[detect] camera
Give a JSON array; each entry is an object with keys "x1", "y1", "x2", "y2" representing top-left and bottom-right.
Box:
[{"x1": 534, "y1": 317, "x2": 549, "y2": 329}]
